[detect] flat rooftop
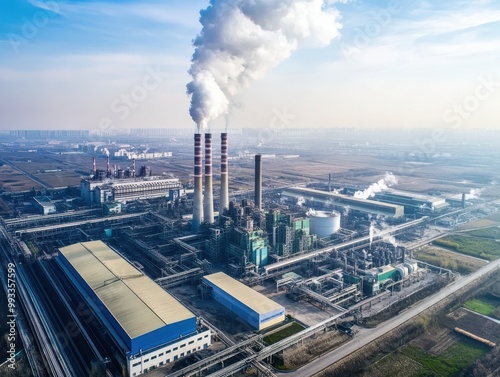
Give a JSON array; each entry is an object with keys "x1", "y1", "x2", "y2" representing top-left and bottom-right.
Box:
[
  {"x1": 59, "y1": 240, "x2": 194, "y2": 339},
  {"x1": 203, "y1": 272, "x2": 283, "y2": 315},
  {"x1": 283, "y1": 187, "x2": 404, "y2": 217}
]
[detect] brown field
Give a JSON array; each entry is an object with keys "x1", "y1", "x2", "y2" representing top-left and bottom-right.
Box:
[
  {"x1": 0, "y1": 164, "x2": 43, "y2": 192},
  {"x1": 413, "y1": 245, "x2": 487, "y2": 274},
  {"x1": 363, "y1": 352, "x2": 426, "y2": 377},
  {"x1": 444, "y1": 308, "x2": 500, "y2": 344},
  {"x1": 456, "y1": 212, "x2": 500, "y2": 230}
]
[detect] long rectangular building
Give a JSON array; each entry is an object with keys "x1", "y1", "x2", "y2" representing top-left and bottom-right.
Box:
[
  {"x1": 80, "y1": 177, "x2": 181, "y2": 204},
  {"x1": 203, "y1": 272, "x2": 285, "y2": 331},
  {"x1": 58, "y1": 241, "x2": 210, "y2": 376},
  {"x1": 282, "y1": 187, "x2": 405, "y2": 218}
]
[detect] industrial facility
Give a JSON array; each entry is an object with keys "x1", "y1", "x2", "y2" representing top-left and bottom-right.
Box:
[
  {"x1": 202, "y1": 272, "x2": 285, "y2": 331},
  {"x1": 57, "y1": 240, "x2": 211, "y2": 377},
  {"x1": 0, "y1": 127, "x2": 494, "y2": 377},
  {"x1": 281, "y1": 187, "x2": 405, "y2": 218},
  {"x1": 80, "y1": 157, "x2": 182, "y2": 204}
]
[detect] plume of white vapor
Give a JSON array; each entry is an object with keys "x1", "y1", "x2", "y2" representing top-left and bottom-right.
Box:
[
  {"x1": 187, "y1": 0, "x2": 342, "y2": 131},
  {"x1": 370, "y1": 221, "x2": 398, "y2": 248},
  {"x1": 466, "y1": 188, "x2": 483, "y2": 199},
  {"x1": 354, "y1": 172, "x2": 398, "y2": 200}
]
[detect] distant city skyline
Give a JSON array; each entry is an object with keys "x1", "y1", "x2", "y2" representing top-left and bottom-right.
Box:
[{"x1": 1, "y1": 0, "x2": 499, "y2": 131}]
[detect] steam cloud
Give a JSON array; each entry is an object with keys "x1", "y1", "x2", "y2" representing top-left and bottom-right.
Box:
[
  {"x1": 187, "y1": 0, "x2": 342, "y2": 131},
  {"x1": 297, "y1": 196, "x2": 306, "y2": 206},
  {"x1": 369, "y1": 222, "x2": 398, "y2": 248},
  {"x1": 466, "y1": 188, "x2": 483, "y2": 199},
  {"x1": 354, "y1": 172, "x2": 398, "y2": 200}
]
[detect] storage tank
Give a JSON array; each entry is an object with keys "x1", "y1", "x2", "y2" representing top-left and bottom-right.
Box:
[{"x1": 309, "y1": 210, "x2": 341, "y2": 238}]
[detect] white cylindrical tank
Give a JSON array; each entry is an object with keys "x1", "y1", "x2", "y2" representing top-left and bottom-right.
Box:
[{"x1": 309, "y1": 210, "x2": 341, "y2": 238}]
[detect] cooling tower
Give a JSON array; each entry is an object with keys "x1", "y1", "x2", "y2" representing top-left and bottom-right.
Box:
[
  {"x1": 204, "y1": 133, "x2": 214, "y2": 224},
  {"x1": 220, "y1": 132, "x2": 229, "y2": 213},
  {"x1": 193, "y1": 133, "x2": 204, "y2": 231},
  {"x1": 255, "y1": 154, "x2": 262, "y2": 210}
]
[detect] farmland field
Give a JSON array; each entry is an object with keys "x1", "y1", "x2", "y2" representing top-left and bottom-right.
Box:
[
  {"x1": 433, "y1": 234, "x2": 500, "y2": 261},
  {"x1": 413, "y1": 245, "x2": 487, "y2": 274}
]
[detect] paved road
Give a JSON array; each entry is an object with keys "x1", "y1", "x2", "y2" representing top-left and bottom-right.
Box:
[{"x1": 284, "y1": 258, "x2": 500, "y2": 377}]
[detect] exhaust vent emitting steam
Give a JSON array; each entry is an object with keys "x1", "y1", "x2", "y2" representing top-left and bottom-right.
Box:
[{"x1": 187, "y1": 0, "x2": 342, "y2": 231}]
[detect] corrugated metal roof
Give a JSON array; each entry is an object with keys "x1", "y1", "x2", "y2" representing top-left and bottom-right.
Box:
[
  {"x1": 59, "y1": 240, "x2": 194, "y2": 339},
  {"x1": 204, "y1": 272, "x2": 283, "y2": 315}
]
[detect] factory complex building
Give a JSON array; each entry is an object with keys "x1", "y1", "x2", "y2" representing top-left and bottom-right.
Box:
[
  {"x1": 203, "y1": 272, "x2": 285, "y2": 331},
  {"x1": 80, "y1": 177, "x2": 182, "y2": 204},
  {"x1": 281, "y1": 187, "x2": 405, "y2": 218},
  {"x1": 57, "y1": 241, "x2": 211, "y2": 377}
]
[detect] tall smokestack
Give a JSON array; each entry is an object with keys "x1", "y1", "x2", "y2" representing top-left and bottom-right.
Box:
[
  {"x1": 255, "y1": 154, "x2": 262, "y2": 210},
  {"x1": 204, "y1": 133, "x2": 214, "y2": 223},
  {"x1": 220, "y1": 132, "x2": 229, "y2": 214},
  {"x1": 462, "y1": 193, "x2": 466, "y2": 209},
  {"x1": 92, "y1": 157, "x2": 97, "y2": 178},
  {"x1": 106, "y1": 156, "x2": 111, "y2": 178},
  {"x1": 193, "y1": 133, "x2": 204, "y2": 231}
]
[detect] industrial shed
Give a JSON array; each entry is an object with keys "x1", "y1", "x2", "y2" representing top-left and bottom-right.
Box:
[
  {"x1": 203, "y1": 272, "x2": 285, "y2": 331},
  {"x1": 58, "y1": 241, "x2": 210, "y2": 376}
]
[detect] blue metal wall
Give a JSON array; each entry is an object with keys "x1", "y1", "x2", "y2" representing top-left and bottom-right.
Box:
[
  {"x1": 130, "y1": 318, "x2": 196, "y2": 354},
  {"x1": 205, "y1": 281, "x2": 260, "y2": 329},
  {"x1": 58, "y1": 253, "x2": 197, "y2": 355},
  {"x1": 260, "y1": 307, "x2": 284, "y2": 326}
]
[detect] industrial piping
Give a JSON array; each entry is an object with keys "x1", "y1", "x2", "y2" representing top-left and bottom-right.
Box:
[
  {"x1": 220, "y1": 132, "x2": 229, "y2": 213},
  {"x1": 255, "y1": 154, "x2": 262, "y2": 210},
  {"x1": 204, "y1": 133, "x2": 214, "y2": 224},
  {"x1": 193, "y1": 133, "x2": 203, "y2": 231}
]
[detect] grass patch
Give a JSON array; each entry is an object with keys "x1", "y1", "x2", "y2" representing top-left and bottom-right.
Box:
[
  {"x1": 263, "y1": 322, "x2": 305, "y2": 345},
  {"x1": 433, "y1": 234, "x2": 500, "y2": 261},
  {"x1": 414, "y1": 246, "x2": 486, "y2": 274},
  {"x1": 466, "y1": 227, "x2": 500, "y2": 240},
  {"x1": 464, "y1": 298, "x2": 496, "y2": 316},
  {"x1": 363, "y1": 353, "x2": 431, "y2": 377},
  {"x1": 402, "y1": 340, "x2": 490, "y2": 377}
]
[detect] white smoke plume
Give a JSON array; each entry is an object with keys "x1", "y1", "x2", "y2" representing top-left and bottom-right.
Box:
[
  {"x1": 354, "y1": 172, "x2": 398, "y2": 200},
  {"x1": 466, "y1": 188, "x2": 483, "y2": 199},
  {"x1": 369, "y1": 221, "x2": 398, "y2": 248},
  {"x1": 187, "y1": 0, "x2": 342, "y2": 131},
  {"x1": 297, "y1": 196, "x2": 305, "y2": 206}
]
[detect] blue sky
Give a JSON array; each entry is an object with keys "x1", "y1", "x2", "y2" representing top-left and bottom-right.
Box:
[{"x1": 0, "y1": 0, "x2": 499, "y2": 130}]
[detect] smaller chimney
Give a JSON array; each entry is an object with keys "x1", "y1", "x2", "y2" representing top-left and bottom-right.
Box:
[
  {"x1": 255, "y1": 154, "x2": 262, "y2": 210},
  {"x1": 132, "y1": 159, "x2": 136, "y2": 177},
  {"x1": 92, "y1": 157, "x2": 97, "y2": 178},
  {"x1": 220, "y1": 133, "x2": 229, "y2": 213},
  {"x1": 106, "y1": 156, "x2": 111, "y2": 178}
]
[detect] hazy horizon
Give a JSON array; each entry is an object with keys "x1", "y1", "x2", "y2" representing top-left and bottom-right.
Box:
[{"x1": 1, "y1": 1, "x2": 499, "y2": 132}]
